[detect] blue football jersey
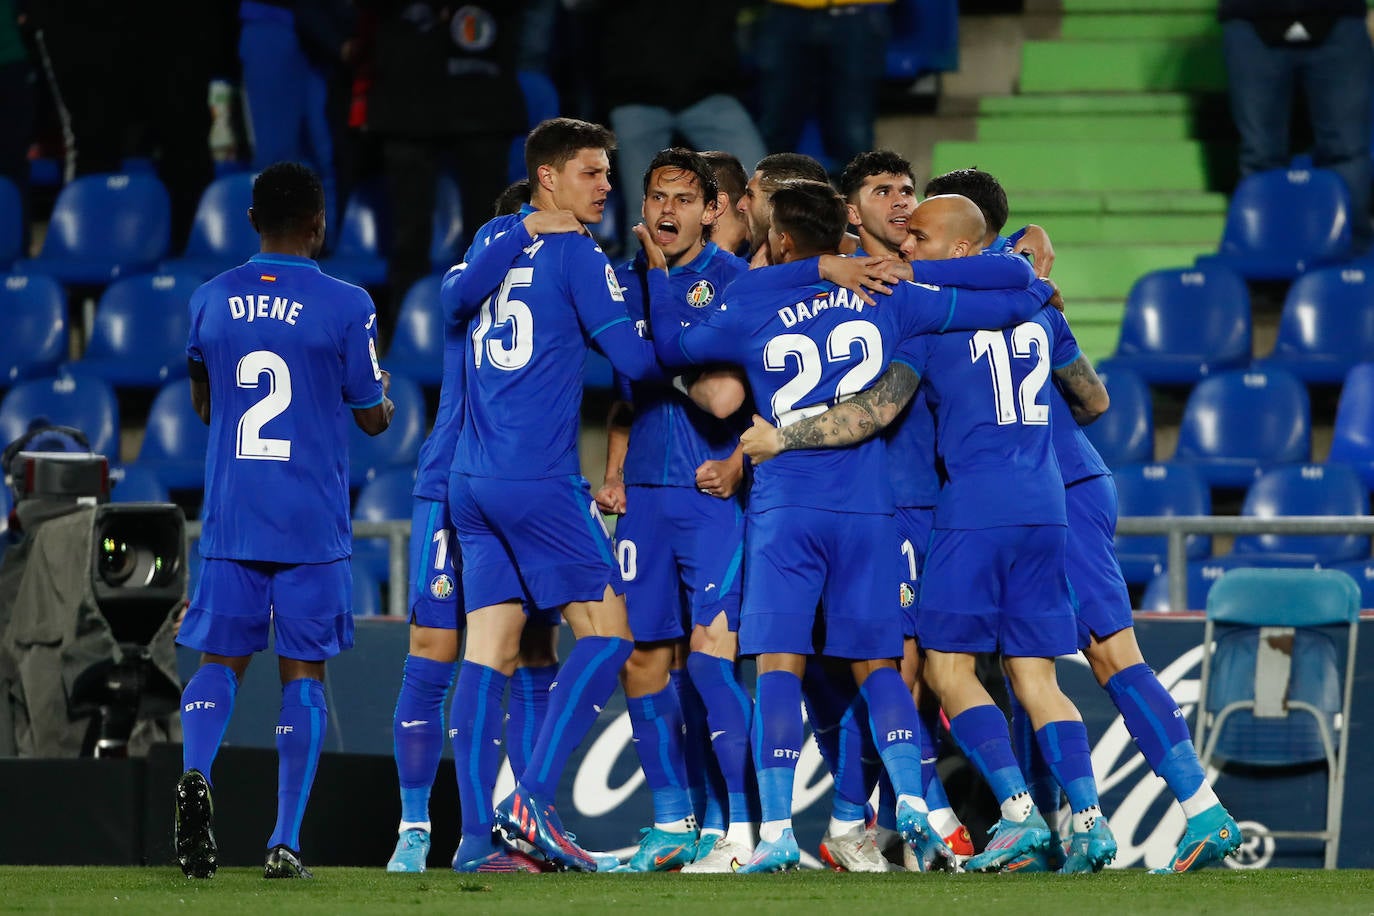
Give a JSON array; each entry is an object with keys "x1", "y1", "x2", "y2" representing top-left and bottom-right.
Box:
[
  {"x1": 906, "y1": 305, "x2": 1081, "y2": 529},
  {"x1": 655, "y1": 267, "x2": 1055, "y2": 515},
  {"x1": 1049, "y1": 381, "x2": 1110, "y2": 487},
  {"x1": 614, "y1": 242, "x2": 749, "y2": 487},
  {"x1": 447, "y1": 208, "x2": 659, "y2": 480},
  {"x1": 187, "y1": 253, "x2": 384, "y2": 563},
  {"x1": 884, "y1": 387, "x2": 939, "y2": 508}
]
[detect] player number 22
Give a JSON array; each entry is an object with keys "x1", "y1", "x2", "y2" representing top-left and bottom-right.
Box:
[
  {"x1": 473, "y1": 267, "x2": 535, "y2": 371},
  {"x1": 766, "y1": 320, "x2": 884, "y2": 427},
  {"x1": 235, "y1": 349, "x2": 292, "y2": 461},
  {"x1": 969, "y1": 322, "x2": 1050, "y2": 426}
]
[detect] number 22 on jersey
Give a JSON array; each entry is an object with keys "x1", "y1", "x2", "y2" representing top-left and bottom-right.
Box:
[{"x1": 766, "y1": 319, "x2": 884, "y2": 427}]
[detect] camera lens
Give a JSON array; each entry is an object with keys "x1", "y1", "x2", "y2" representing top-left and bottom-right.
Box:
[{"x1": 99, "y1": 537, "x2": 135, "y2": 586}]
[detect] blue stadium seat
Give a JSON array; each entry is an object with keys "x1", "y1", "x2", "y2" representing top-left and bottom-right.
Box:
[
  {"x1": 349, "y1": 373, "x2": 425, "y2": 488},
  {"x1": 1172, "y1": 368, "x2": 1311, "y2": 488},
  {"x1": 1082, "y1": 365, "x2": 1153, "y2": 467},
  {"x1": 109, "y1": 465, "x2": 171, "y2": 504},
  {"x1": 885, "y1": 0, "x2": 959, "y2": 79},
  {"x1": 1255, "y1": 265, "x2": 1374, "y2": 385},
  {"x1": 0, "y1": 375, "x2": 119, "y2": 458},
  {"x1": 0, "y1": 274, "x2": 67, "y2": 388},
  {"x1": 1329, "y1": 362, "x2": 1374, "y2": 489},
  {"x1": 387, "y1": 275, "x2": 445, "y2": 388},
  {"x1": 160, "y1": 172, "x2": 258, "y2": 278},
  {"x1": 15, "y1": 173, "x2": 171, "y2": 285},
  {"x1": 1231, "y1": 464, "x2": 1370, "y2": 565},
  {"x1": 1329, "y1": 558, "x2": 1374, "y2": 608},
  {"x1": 1097, "y1": 267, "x2": 1251, "y2": 385},
  {"x1": 63, "y1": 272, "x2": 199, "y2": 389},
  {"x1": 1139, "y1": 554, "x2": 1322, "y2": 611},
  {"x1": 352, "y1": 562, "x2": 383, "y2": 617},
  {"x1": 1195, "y1": 167, "x2": 1352, "y2": 280},
  {"x1": 323, "y1": 182, "x2": 388, "y2": 286},
  {"x1": 0, "y1": 175, "x2": 22, "y2": 267},
  {"x1": 430, "y1": 173, "x2": 465, "y2": 271},
  {"x1": 351, "y1": 466, "x2": 416, "y2": 583},
  {"x1": 1112, "y1": 462, "x2": 1212, "y2": 586},
  {"x1": 135, "y1": 380, "x2": 210, "y2": 491}
]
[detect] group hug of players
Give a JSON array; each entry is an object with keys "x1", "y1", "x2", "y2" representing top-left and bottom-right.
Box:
[{"x1": 374, "y1": 117, "x2": 1246, "y2": 878}]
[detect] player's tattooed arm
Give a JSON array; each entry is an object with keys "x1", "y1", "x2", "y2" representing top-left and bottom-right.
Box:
[
  {"x1": 739, "y1": 363, "x2": 920, "y2": 463},
  {"x1": 1053, "y1": 354, "x2": 1109, "y2": 425}
]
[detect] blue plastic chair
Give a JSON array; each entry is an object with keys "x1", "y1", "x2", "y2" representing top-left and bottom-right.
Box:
[
  {"x1": 1329, "y1": 558, "x2": 1374, "y2": 608},
  {"x1": 1196, "y1": 567, "x2": 1360, "y2": 868},
  {"x1": 0, "y1": 375, "x2": 119, "y2": 458},
  {"x1": 324, "y1": 174, "x2": 466, "y2": 285},
  {"x1": 1112, "y1": 462, "x2": 1212, "y2": 585},
  {"x1": 0, "y1": 175, "x2": 22, "y2": 268},
  {"x1": 387, "y1": 275, "x2": 445, "y2": 389},
  {"x1": 1255, "y1": 265, "x2": 1374, "y2": 385},
  {"x1": 0, "y1": 274, "x2": 67, "y2": 388},
  {"x1": 16, "y1": 173, "x2": 171, "y2": 285},
  {"x1": 1097, "y1": 267, "x2": 1251, "y2": 385},
  {"x1": 160, "y1": 172, "x2": 258, "y2": 278},
  {"x1": 110, "y1": 465, "x2": 171, "y2": 504},
  {"x1": 1232, "y1": 464, "x2": 1370, "y2": 565},
  {"x1": 430, "y1": 173, "x2": 465, "y2": 272},
  {"x1": 348, "y1": 373, "x2": 425, "y2": 489},
  {"x1": 1172, "y1": 368, "x2": 1311, "y2": 488},
  {"x1": 1329, "y1": 363, "x2": 1374, "y2": 490},
  {"x1": 1139, "y1": 557, "x2": 1239, "y2": 612},
  {"x1": 1195, "y1": 168, "x2": 1352, "y2": 280},
  {"x1": 1083, "y1": 365, "x2": 1154, "y2": 467},
  {"x1": 351, "y1": 466, "x2": 416, "y2": 583},
  {"x1": 63, "y1": 272, "x2": 199, "y2": 389},
  {"x1": 135, "y1": 380, "x2": 209, "y2": 491}
]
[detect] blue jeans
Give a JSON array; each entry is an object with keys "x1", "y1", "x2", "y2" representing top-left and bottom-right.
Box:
[
  {"x1": 609, "y1": 94, "x2": 767, "y2": 248},
  {"x1": 756, "y1": 3, "x2": 891, "y2": 169},
  {"x1": 1224, "y1": 17, "x2": 1373, "y2": 245}
]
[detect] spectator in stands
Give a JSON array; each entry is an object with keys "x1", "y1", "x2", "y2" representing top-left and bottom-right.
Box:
[
  {"x1": 0, "y1": 0, "x2": 33, "y2": 253},
  {"x1": 363, "y1": 1, "x2": 526, "y2": 339},
  {"x1": 598, "y1": 0, "x2": 766, "y2": 250},
  {"x1": 1220, "y1": 0, "x2": 1372, "y2": 249},
  {"x1": 755, "y1": 0, "x2": 892, "y2": 174}
]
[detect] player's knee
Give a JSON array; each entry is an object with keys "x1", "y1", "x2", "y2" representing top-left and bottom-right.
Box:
[
  {"x1": 409, "y1": 624, "x2": 460, "y2": 663},
  {"x1": 1084, "y1": 627, "x2": 1145, "y2": 686},
  {"x1": 620, "y1": 644, "x2": 670, "y2": 696}
]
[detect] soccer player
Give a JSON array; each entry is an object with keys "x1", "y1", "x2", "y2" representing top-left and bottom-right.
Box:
[
  {"x1": 442, "y1": 117, "x2": 663, "y2": 873},
  {"x1": 174, "y1": 162, "x2": 395, "y2": 880},
  {"x1": 742, "y1": 193, "x2": 1116, "y2": 875},
  {"x1": 738, "y1": 152, "x2": 831, "y2": 261},
  {"x1": 593, "y1": 148, "x2": 754, "y2": 872},
  {"x1": 385, "y1": 186, "x2": 585, "y2": 875},
  {"x1": 925, "y1": 168, "x2": 1242, "y2": 875},
  {"x1": 650, "y1": 181, "x2": 1057, "y2": 873},
  {"x1": 700, "y1": 151, "x2": 753, "y2": 259}
]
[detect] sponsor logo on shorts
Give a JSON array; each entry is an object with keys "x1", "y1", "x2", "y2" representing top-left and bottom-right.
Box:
[
  {"x1": 686, "y1": 279, "x2": 715, "y2": 307},
  {"x1": 430, "y1": 574, "x2": 455, "y2": 599},
  {"x1": 900, "y1": 582, "x2": 916, "y2": 607}
]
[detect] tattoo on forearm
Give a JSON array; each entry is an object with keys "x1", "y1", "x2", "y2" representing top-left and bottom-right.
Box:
[{"x1": 777, "y1": 363, "x2": 920, "y2": 451}]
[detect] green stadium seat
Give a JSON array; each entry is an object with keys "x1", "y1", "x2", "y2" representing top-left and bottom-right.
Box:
[
  {"x1": 1059, "y1": 12, "x2": 1218, "y2": 41},
  {"x1": 978, "y1": 114, "x2": 1197, "y2": 142},
  {"x1": 930, "y1": 141, "x2": 1212, "y2": 194},
  {"x1": 1019, "y1": 40, "x2": 1226, "y2": 94}
]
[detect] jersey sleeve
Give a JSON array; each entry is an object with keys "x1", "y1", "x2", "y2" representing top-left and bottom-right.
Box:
[
  {"x1": 891, "y1": 331, "x2": 930, "y2": 380},
  {"x1": 440, "y1": 221, "x2": 533, "y2": 324},
  {"x1": 747, "y1": 257, "x2": 821, "y2": 289},
  {"x1": 1044, "y1": 306, "x2": 1083, "y2": 369},
  {"x1": 909, "y1": 252, "x2": 1035, "y2": 290},
  {"x1": 653, "y1": 300, "x2": 739, "y2": 368},
  {"x1": 899, "y1": 277, "x2": 1054, "y2": 336},
  {"x1": 186, "y1": 285, "x2": 206, "y2": 367},
  {"x1": 342, "y1": 288, "x2": 386, "y2": 409},
  {"x1": 568, "y1": 240, "x2": 661, "y2": 381}
]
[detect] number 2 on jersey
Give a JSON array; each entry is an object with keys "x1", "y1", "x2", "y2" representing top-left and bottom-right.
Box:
[
  {"x1": 236, "y1": 349, "x2": 292, "y2": 461},
  {"x1": 969, "y1": 322, "x2": 1050, "y2": 426},
  {"x1": 473, "y1": 267, "x2": 534, "y2": 371},
  {"x1": 766, "y1": 320, "x2": 884, "y2": 427}
]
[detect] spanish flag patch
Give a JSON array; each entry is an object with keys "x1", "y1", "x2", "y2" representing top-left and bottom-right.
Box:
[{"x1": 260, "y1": 274, "x2": 277, "y2": 282}]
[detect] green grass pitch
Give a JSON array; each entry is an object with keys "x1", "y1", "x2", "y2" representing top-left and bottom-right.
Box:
[{"x1": 3, "y1": 868, "x2": 1373, "y2": 915}]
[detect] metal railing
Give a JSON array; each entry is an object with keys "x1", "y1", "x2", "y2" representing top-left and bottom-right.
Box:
[{"x1": 184, "y1": 515, "x2": 1374, "y2": 619}]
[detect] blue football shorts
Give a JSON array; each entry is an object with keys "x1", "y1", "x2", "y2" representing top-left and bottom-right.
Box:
[
  {"x1": 449, "y1": 471, "x2": 620, "y2": 615},
  {"x1": 614, "y1": 485, "x2": 744, "y2": 642},
  {"x1": 1065, "y1": 474, "x2": 1134, "y2": 648},
  {"x1": 179, "y1": 556, "x2": 354, "y2": 662},
  {"x1": 408, "y1": 496, "x2": 465, "y2": 630},
  {"x1": 739, "y1": 506, "x2": 903, "y2": 661},
  {"x1": 896, "y1": 505, "x2": 934, "y2": 639},
  {"x1": 916, "y1": 524, "x2": 1076, "y2": 658}
]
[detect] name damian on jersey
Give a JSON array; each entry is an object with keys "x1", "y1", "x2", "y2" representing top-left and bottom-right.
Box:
[{"x1": 776, "y1": 286, "x2": 870, "y2": 328}]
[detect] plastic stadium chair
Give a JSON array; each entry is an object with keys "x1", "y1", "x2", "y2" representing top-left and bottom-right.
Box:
[
  {"x1": 0, "y1": 175, "x2": 21, "y2": 268},
  {"x1": 1112, "y1": 462, "x2": 1212, "y2": 586},
  {"x1": 160, "y1": 172, "x2": 258, "y2": 278},
  {"x1": 0, "y1": 375, "x2": 119, "y2": 458},
  {"x1": 135, "y1": 380, "x2": 210, "y2": 491},
  {"x1": 1139, "y1": 558, "x2": 1237, "y2": 612},
  {"x1": 1329, "y1": 558, "x2": 1374, "y2": 608},
  {"x1": 15, "y1": 173, "x2": 171, "y2": 284},
  {"x1": 348, "y1": 373, "x2": 425, "y2": 489},
  {"x1": 1196, "y1": 567, "x2": 1360, "y2": 868},
  {"x1": 1097, "y1": 267, "x2": 1251, "y2": 385},
  {"x1": 1195, "y1": 168, "x2": 1352, "y2": 280},
  {"x1": 1231, "y1": 464, "x2": 1370, "y2": 565},
  {"x1": 0, "y1": 274, "x2": 67, "y2": 388},
  {"x1": 386, "y1": 275, "x2": 445, "y2": 388},
  {"x1": 351, "y1": 466, "x2": 416, "y2": 583},
  {"x1": 1329, "y1": 363, "x2": 1374, "y2": 490},
  {"x1": 1172, "y1": 368, "x2": 1311, "y2": 489},
  {"x1": 1255, "y1": 265, "x2": 1374, "y2": 385},
  {"x1": 430, "y1": 173, "x2": 465, "y2": 271},
  {"x1": 324, "y1": 174, "x2": 466, "y2": 285},
  {"x1": 1083, "y1": 365, "x2": 1154, "y2": 467},
  {"x1": 109, "y1": 465, "x2": 171, "y2": 504},
  {"x1": 63, "y1": 272, "x2": 200, "y2": 389}
]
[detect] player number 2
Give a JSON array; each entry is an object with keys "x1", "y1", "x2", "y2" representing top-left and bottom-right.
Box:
[
  {"x1": 473, "y1": 267, "x2": 535, "y2": 371},
  {"x1": 235, "y1": 349, "x2": 292, "y2": 461},
  {"x1": 766, "y1": 320, "x2": 884, "y2": 427},
  {"x1": 968, "y1": 322, "x2": 1050, "y2": 426}
]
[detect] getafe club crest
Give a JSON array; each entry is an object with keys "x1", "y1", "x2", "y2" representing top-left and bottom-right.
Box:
[
  {"x1": 686, "y1": 279, "x2": 715, "y2": 308},
  {"x1": 430, "y1": 574, "x2": 454, "y2": 600},
  {"x1": 899, "y1": 582, "x2": 916, "y2": 607}
]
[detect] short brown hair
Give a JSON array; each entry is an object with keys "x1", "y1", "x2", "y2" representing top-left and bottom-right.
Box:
[{"x1": 524, "y1": 117, "x2": 616, "y2": 179}]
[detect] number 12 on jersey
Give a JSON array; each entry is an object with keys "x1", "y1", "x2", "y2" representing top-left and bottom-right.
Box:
[{"x1": 969, "y1": 322, "x2": 1050, "y2": 426}]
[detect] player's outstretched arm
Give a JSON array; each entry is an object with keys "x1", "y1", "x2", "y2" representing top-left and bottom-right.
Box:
[
  {"x1": 1053, "y1": 354, "x2": 1109, "y2": 425},
  {"x1": 739, "y1": 362, "x2": 920, "y2": 463},
  {"x1": 353, "y1": 369, "x2": 395, "y2": 436},
  {"x1": 912, "y1": 277, "x2": 1054, "y2": 335},
  {"x1": 439, "y1": 212, "x2": 582, "y2": 324},
  {"x1": 682, "y1": 366, "x2": 748, "y2": 419},
  {"x1": 595, "y1": 400, "x2": 632, "y2": 515},
  {"x1": 908, "y1": 252, "x2": 1037, "y2": 290}
]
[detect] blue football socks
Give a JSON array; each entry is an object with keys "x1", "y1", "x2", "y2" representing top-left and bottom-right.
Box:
[
  {"x1": 753, "y1": 670, "x2": 803, "y2": 828},
  {"x1": 1106, "y1": 662, "x2": 1206, "y2": 804},
  {"x1": 180, "y1": 662, "x2": 238, "y2": 784},
  {"x1": 1008, "y1": 680, "x2": 1061, "y2": 818},
  {"x1": 1034, "y1": 720, "x2": 1100, "y2": 816},
  {"x1": 450, "y1": 662, "x2": 508, "y2": 860},
  {"x1": 859, "y1": 667, "x2": 927, "y2": 802},
  {"x1": 687, "y1": 652, "x2": 754, "y2": 830},
  {"x1": 508, "y1": 663, "x2": 556, "y2": 782},
  {"x1": 392, "y1": 654, "x2": 455, "y2": 827},
  {"x1": 628, "y1": 683, "x2": 694, "y2": 826},
  {"x1": 949, "y1": 704, "x2": 1029, "y2": 807},
  {"x1": 268, "y1": 678, "x2": 328, "y2": 851}
]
